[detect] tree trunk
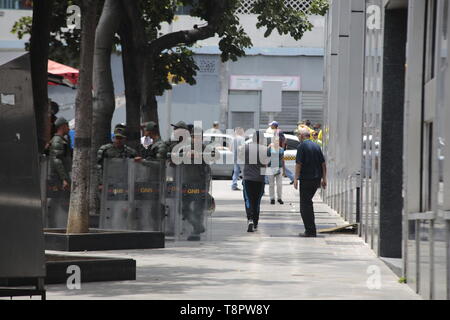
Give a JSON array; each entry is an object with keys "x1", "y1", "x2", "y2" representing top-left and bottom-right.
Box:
[
  {"x1": 30, "y1": 0, "x2": 53, "y2": 153},
  {"x1": 140, "y1": 51, "x2": 160, "y2": 135},
  {"x1": 119, "y1": 26, "x2": 141, "y2": 149},
  {"x1": 89, "y1": 0, "x2": 122, "y2": 216},
  {"x1": 119, "y1": 0, "x2": 146, "y2": 149},
  {"x1": 66, "y1": 0, "x2": 98, "y2": 234}
]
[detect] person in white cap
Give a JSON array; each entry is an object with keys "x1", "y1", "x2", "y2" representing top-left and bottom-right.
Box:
[{"x1": 210, "y1": 121, "x2": 222, "y2": 134}]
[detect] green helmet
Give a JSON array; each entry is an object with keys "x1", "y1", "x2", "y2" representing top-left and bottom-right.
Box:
[
  {"x1": 145, "y1": 121, "x2": 158, "y2": 132},
  {"x1": 171, "y1": 121, "x2": 189, "y2": 131},
  {"x1": 114, "y1": 127, "x2": 127, "y2": 138},
  {"x1": 55, "y1": 117, "x2": 69, "y2": 129}
]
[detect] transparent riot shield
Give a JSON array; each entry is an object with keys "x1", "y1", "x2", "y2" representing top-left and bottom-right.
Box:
[
  {"x1": 42, "y1": 156, "x2": 70, "y2": 228},
  {"x1": 130, "y1": 160, "x2": 165, "y2": 231},
  {"x1": 164, "y1": 162, "x2": 182, "y2": 238},
  {"x1": 99, "y1": 158, "x2": 130, "y2": 230},
  {"x1": 177, "y1": 164, "x2": 213, "y2": 241}
]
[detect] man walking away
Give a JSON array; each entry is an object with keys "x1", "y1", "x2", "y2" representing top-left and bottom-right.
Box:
[
  {"x1": 242, "y1": 131, "x2": 268, "y2": 232},
  {"x1": 294, "y1": 128, "x2": 327, "y2": 237}
]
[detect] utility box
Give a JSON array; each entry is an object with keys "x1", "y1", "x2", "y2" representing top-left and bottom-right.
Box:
[{"x1": 0, "y1": 53, "x2": 46, "y2": 298}]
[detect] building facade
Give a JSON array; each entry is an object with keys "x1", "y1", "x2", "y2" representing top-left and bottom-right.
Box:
[{"x1": 324, "y1": 0, "x2": 450, "y2": 300}]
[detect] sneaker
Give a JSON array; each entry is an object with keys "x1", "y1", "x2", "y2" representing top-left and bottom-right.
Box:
[
  {"x1": 254, "y1": 224, "x2": 258, "y2": 231},
  {"x1": 270, "y1": 200, "x2": 275, "y2": 205},
  {"x1": 278, "y1": 199, "x2": 284, "y2": 205},
  {"x1": 290, "y1": 181, "x2": 295, "y2": 185},
  {"x1": 232, "y1": 187, "x2": 241, "y2": 191},
  {"x1": 247, "y1": 220, "x2": 254, "y2": 233}
]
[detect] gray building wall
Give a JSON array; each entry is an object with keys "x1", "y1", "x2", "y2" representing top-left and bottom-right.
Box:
[{"x1": 160, "y1": 53, "x2": 324, "y2": 136}]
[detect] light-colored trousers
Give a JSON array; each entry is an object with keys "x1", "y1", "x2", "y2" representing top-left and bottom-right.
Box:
[{"x1": 269, "y1": 173, "x2": 283, "y2": 200}]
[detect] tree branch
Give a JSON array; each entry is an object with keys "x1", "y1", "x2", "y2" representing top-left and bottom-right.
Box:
[{"x1": 148, "y1": 0, "x2": 229, "y2": 55}]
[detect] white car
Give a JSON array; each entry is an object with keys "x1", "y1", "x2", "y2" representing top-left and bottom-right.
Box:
[
  {"x1": 203, "y1": 133, "x2": 235, "y2": 179},
  {"x1": 283, "y1": 134, "x2": 300, "y2": 174}
]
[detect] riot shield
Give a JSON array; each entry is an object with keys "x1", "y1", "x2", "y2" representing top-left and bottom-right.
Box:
[
  {"x1": 99, "y1": 158, "x2": 130, "y2": 230},
  {"x1": 42, "y1": 156, "x2": 70, "y2": 228},
  {"x1": 100, "y1": 158, "x2": 165, "y2": 231},
  {"x1": 164, "y1": 162, "x2": 182, "y2": 237},
  {"x1": 130, "y1": 160, "x2": 165, "y2": 231},
  {"x1": 177, "y1": 164, "x2": 213, "y2": 241}
]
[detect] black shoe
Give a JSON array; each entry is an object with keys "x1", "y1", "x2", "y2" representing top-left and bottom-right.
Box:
[
  {"x1": 299, "y1": 232, "x2": 317, "y2": 238},
  {"x1": 232, "y1": 187, "x2": 241, "y2": 191},
  {"x1": 278, "y1": 199, "x2": 284, "y2": 205},
  {"x1": 290, "y1": 181, "x2": 295, "y2": 185},
  {"x1": 270, "y1": 200, "x2": 275, "y2": 205},
  {"x1": 253, "y1": 223, "x2": 258, "y2": 231},
  {"x1": 247, "y1": 221, "x2": 254, "y2": 233}
]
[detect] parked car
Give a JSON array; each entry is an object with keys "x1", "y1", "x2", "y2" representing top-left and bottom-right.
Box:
[{"x1": 203, "y1": 133, "x2": 235, "y2": 179}]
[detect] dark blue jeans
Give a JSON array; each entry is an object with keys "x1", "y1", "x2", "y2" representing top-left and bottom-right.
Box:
[
  {"x1": 299, "y1": 179, "x2": 321, "y2": 235},
  {"x1": 243, "y1": 180, "x2": 265, "y2": 226}
]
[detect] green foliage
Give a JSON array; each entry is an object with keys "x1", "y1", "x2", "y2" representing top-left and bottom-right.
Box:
[
  {"x1": 253, "y1": 0, "x2": 315, "y2": 40},
  {"x1": 141, "y1": 0, "x2": 177, "y2": 41},
  {"x1": 153, "y1": 46, "x2": 199, "y2": 95},
  {"x1": 308, "y1": 0, "x2": 330, "y2": 16},
  {"x1": 398, "y1": 277, "x2": 407, "y2": 284},
  {"x1": 11, "y1": 16, "x2": 33, "y2": 51}
]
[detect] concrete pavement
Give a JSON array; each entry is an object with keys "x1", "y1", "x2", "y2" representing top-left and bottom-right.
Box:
[{"x1": 41, "y1": 178, "x2": 420, "y2": 300}]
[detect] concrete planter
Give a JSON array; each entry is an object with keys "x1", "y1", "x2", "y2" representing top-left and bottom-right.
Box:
[
  {"x1": 0, "y1": 254, "x2": 136, "y2": 286},
  {"x1": 44, "y1": 229, "x2": 165, "y2": 252}
]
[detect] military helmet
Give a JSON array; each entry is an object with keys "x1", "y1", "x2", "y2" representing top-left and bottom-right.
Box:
[
  {"x1": 171, "y1": 121, "x2": 189, "y2": 131},
  {"x1": 114, "y1": 127, "x2": 127, "y2": 138},
  {"x1": 55, "y1": 117, "x2": 69, "y2": 129},
  {"x1": 145, "y1": 121, "x2": 158, "y2": 132},
  {"x1": 115, "y1": 123, "x2": 126, "y2": 131}
]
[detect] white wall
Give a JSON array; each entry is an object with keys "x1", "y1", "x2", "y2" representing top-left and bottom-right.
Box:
[{"x1": 160, "y1": 14, "x2": 325, "y2": 49}]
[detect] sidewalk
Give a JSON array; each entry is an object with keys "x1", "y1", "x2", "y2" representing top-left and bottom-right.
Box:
[{"x1": 43, "y1": 179, "x2": 420, "y2": 300}]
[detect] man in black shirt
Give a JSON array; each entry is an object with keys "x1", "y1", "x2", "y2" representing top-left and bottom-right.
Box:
[{"x1": 294, "y1": 128, "x2": 327, "y2": 237}]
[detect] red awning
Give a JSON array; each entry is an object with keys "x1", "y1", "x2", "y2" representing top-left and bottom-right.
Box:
[{"x1": 48, "y1": 59, "x2": 79, "y2": 86}]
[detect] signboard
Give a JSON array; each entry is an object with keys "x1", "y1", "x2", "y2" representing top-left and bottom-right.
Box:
[
  {"x1": 230, "y1": 75, "x2": 301, "y2": 91},
  {"x1": 261, "y1": 81, "x2": 283, "y2": 113}
]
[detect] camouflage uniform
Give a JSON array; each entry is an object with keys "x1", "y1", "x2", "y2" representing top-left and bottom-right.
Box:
[
  {"x1": 141, "y1": 138, "x2": 168, "y2": 163},
  {"x1": 183, "y1": 129, "x2": 214, "y2": 240},
  {"x1": 49, "y1": 134, "x2": 72, "y2": 184},
  {"x1": 140, "y1": 122, "x2": 169, "y2": 163},
  {"x1": 97, "y1": 143, "x2": 137, "y2": 183}
]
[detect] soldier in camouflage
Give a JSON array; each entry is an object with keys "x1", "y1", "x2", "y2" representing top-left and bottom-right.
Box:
[
  {"x1": 182, "y1": 126, "x2": 215, "y2": 241},
  {"x1": 135, "y1": 121, "x2": 168, "y2": 163},
  {"x1": 49, "y1": 117, "x2": 72, "y2": 191},
  {"x1": 97, "y1": 127, "x2": 137, "y2": 185}
]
